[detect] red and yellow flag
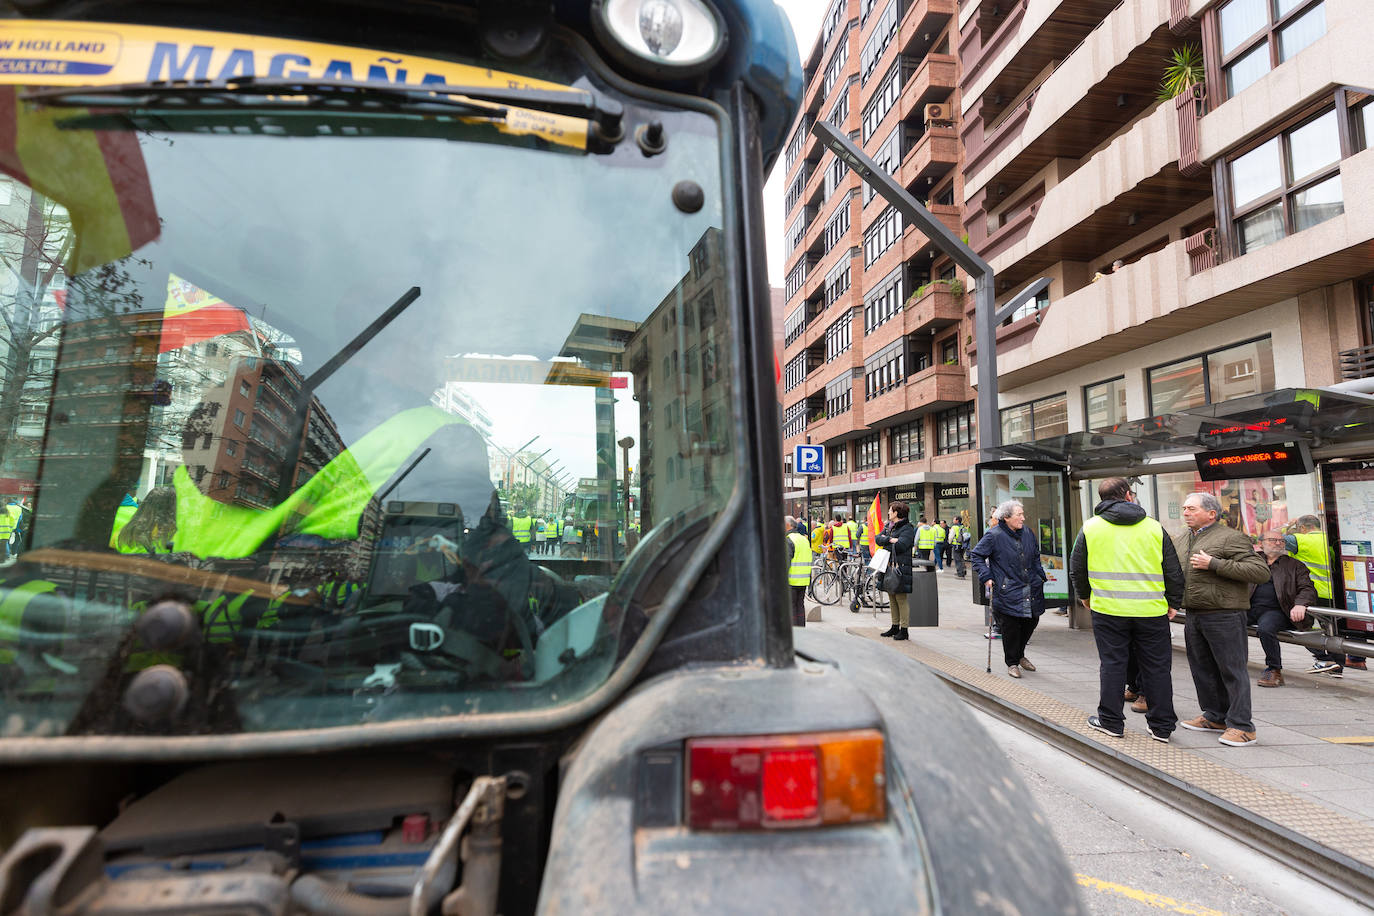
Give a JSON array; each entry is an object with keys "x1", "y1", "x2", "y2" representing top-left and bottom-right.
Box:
[
  {"x1": 0, "y1": 87, "x2": 159, "y2": 273},
  {"x1": 160, "y1": 274, "x2": 252, "y2": 353},
  {"x1": 865, "y1": 492, "x2": 882, "y2": 554}
]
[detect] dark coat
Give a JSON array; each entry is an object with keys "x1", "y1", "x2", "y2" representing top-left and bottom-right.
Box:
[
  {"x1": 970, "y1": 520, "x2": 1048, "y2": 619},
  {"x1": 1248, "y1": 554, "x2": 1320, "y2": 626},
  {"x1": 875, "y1": 518, "x2": 915, "y2": 594}
]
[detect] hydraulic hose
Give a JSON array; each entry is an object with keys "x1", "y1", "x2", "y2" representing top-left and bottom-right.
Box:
[{"x1": 289, "y1": 874, "x2": 411, "y2": 916}]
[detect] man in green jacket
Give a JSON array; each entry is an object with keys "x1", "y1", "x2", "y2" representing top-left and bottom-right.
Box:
[{"x1": 1173, "y1": 492, "x2": 1271, "y2": 748}]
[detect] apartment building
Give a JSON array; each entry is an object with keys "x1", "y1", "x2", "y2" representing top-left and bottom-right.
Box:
[
  {"x1": 779, "y1": 0, "x2": 977, "y2": 528},
  {"x1": 961, "y1": 0, "x2": 1374, "y2": 568}
]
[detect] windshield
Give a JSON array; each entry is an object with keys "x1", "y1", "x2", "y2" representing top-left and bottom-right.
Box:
[{"x1": 0, "y1": 22, "x2": 736, "y2": 738}]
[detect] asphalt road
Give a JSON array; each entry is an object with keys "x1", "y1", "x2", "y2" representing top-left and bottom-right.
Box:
[{"x1": 971, "y1": 707, "x2": 1365, "y2": 915}]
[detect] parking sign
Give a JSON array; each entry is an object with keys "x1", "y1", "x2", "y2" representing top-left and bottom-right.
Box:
[{"x1": 794, "y1": 444, "x2": 824, "y2": 476}]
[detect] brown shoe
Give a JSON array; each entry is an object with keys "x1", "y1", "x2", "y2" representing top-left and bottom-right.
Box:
[
  {"x1": 1258, "y1": 668, "x2": 1284, "y2": 688},
  {"x1": 1219, "y1": 728, "x2": 1258, "y2": 747},
  {"x1": 1007, "y1": 665, "x2": 1022, "y2": 678},
  {"x1": 1124, "y1": 688, "x2": 1139, "y2": 702},
  {"x1": 1179, "y1": 715, "x2": 1226, "y2": 732},
  {"x1": 1130, "y1": 696, "x2": 1148, "y2": 714},
  {"x1": 1018, "y1": 657, "x2": 1035, "y2": 672}
]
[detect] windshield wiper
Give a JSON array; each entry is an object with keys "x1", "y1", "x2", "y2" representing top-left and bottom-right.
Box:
[{"x1": 22, "y1": 76, "x2": 624, "y2": 141}]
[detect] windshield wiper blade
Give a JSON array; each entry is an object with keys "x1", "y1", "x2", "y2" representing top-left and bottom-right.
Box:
[{"x1": 22, "y1": 77, "x2": 508, "y2": 120}]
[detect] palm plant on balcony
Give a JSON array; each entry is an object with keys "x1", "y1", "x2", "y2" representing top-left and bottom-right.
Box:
[{"x1": 1157, "y1": 44, "x2": 1204, "y2": 102}]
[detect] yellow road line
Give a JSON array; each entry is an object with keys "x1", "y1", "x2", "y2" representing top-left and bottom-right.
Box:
[
  {"x1": 1322, "y1": 736, "x2": 1374, "y2": 745},
  {"x1": 1075, "y1": 875, "x2": 1232, "y2": 915}
]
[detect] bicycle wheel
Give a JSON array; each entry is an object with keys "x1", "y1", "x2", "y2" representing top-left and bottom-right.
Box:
[
  {"x1": 860, "y1": 572, "x2": 889, "y2": 609},
  {"x1": 810, "y1": 570, "x2": 842, "y2": 605}
]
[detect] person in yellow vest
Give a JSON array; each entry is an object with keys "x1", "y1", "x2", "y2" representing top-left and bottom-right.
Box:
[
  {"x1": 0, "y1": 500, "x2": 17, "y2": 563},
  {"x1": 845, "y1": 515, "x2": 858, "y2": 552},
  {"x1": 510, "y1": 508, "x2": 534, "y2": 551},
  {"x1": 947, "y1": 519, "x2": 967, "y2": 578},
  {"x1": 115, "y1": 487, "x2": 178, "y2": 555},
  {"x1": 810, "y1": 518, "x2": 828, "y2": 554},
  {"x1": 915, "y1": 516, "x2": 936, "y2": 564},
  {"x1": 1069, "y1": 477, "x2": 1185, "y2": 742},
  {"x1": 830, "y1": 512, "x2": 852, "y2": 554},
  {"x1": 1285, "y1": 515, "x2": 1352, "y2": 673},
  {"x1": 784, "y1": 515, "x2": 813, "y2": 627},
  {"x1": 933, "y1": 519, "x2": 947, "y2": 570}
]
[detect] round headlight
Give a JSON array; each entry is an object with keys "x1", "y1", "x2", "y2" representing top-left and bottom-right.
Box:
[{"x1": 593, "y1": 0, "x2": 728, "y2": 78}]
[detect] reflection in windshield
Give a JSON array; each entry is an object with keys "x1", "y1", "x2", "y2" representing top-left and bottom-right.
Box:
[{"x1": 0, "y1": 65, "x2": 733, "y2": 736}]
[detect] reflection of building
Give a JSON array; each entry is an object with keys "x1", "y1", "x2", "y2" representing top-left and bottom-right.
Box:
[
  {"x1": 626, "y1": 228, "x2": 731, "y2": 523},
  {"x1": 430, "y1": 383, "x2": 495, "y2": 440}
]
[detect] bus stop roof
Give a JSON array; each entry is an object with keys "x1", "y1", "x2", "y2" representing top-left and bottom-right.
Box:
[{"x1": 993, "y1": 387, "x2": 1374, "y2": 475}]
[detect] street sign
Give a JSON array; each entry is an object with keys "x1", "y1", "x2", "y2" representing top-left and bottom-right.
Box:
[{"x1": 794, "y1": 444, "x2": 824, "y2": 476}]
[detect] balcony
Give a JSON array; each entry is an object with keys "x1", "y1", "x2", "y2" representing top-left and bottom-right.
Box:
[
  {"x1": 901, "y1": 203, "x2": 963, "y2": 261},
  {"x1": 903, "y1": 285, "x2": 963, "y2": 336},
  {"x1": 898, "y1": 123, "x2": 959, "y2": 189},
  {"x1": 1340, "y1": 346, "x2": 1374, "y2": 383},
  {"x1": 898, "y1": 0, "x2": 956, "y2": 61},
  {"x1": 897, "y1": 54, "x2": 957, "y2": 125},
  {"x1": 862, "y1": 364, "x2": 967, "y2": 425}
]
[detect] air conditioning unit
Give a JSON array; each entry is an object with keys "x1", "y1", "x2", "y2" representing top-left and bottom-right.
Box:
[{"x1": 925, "y1": 104, "x2": 948, "y2": 122}]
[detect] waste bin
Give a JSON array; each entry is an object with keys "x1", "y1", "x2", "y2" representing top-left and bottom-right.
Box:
[{"x1": 910, "y1": 558, "x2": 938, "y2": 627}]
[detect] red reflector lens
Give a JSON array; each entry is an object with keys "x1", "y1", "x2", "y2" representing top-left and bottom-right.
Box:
[{"x1": 761, "y1": 748, "x2": 819, "y2": 823}]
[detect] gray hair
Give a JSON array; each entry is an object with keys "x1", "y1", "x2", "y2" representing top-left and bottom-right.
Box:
[
  {"x1": 993, "y1": 499, "x2": 1024, "y2": 521},
  {"x1": 1185, "y1": 491, "x2": 1221, "y2": 516},
  {"x1": 784, "y1": 515, "x2": 796, "y2": 527}
]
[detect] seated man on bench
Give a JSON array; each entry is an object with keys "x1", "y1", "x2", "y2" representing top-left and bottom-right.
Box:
[{"x1": 1248, "y1": 532, "x2": 1319, "y2": 687}]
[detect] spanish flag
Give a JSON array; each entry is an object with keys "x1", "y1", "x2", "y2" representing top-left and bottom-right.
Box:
[
  {"x1": 865, "y1": 492, "x2": 882, "y2": 554},
  {"x1": 0, "y1": 87, "x2": 159, "y2": 274},
  {"x1": 160, "y1": 273, "x2": 252, "y2": 353}
]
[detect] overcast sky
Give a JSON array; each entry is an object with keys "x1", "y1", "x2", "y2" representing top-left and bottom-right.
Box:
[{"x1": 764, "y1": 0, "x2": 829, "y2": 286}]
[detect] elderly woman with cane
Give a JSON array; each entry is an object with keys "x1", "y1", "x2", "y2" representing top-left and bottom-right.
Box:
[{"x1": 970, "y1": 500, "x2": 1048, "y2": 678}]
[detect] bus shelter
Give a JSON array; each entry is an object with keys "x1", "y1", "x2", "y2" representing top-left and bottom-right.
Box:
[{"x1": 974, "y1": 387, "x2": 1374, "y2": 633}]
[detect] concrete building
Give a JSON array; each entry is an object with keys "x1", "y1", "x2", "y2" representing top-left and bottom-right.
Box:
[
  {"x1": 959, "y1": 0, "x2": 1374, "y2": 543},
  {"x1": 779, "y1": 0, "x2": 977, "y2": 529}
]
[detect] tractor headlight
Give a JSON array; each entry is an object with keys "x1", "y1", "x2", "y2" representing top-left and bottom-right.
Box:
[{"x1": 593, "y1": 0, "x2": 728, "y2": 77}]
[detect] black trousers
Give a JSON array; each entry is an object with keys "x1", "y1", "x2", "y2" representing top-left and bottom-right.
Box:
[
  {"x1": 994, "y1": 613, "x2": 1038, "y2": 667},
  {"x1": 1247, "y1": 606, "x2": 1293, "y2": 669},
  {"x1": 1091, "y1": 612, "x2": 1176, "y2": 735},
  {"x1": 1184, "y1": 610, "x2": 1253, "y2": 732},
  {"x1": 790, "y1": 585, "x2": 807, "y2": 627}
]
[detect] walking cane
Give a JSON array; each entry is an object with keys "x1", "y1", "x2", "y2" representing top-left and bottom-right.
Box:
[{"x1": 985, "y1": 585, "x2": 993, "y2": 674}]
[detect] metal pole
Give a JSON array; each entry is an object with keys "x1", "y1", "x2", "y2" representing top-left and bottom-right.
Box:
[
  {"x1": 810, "y1": 120, "x2": 1002, "y2": 460},
  {"x1": 805, "y1": 435, "x2": 813, "y2": 529}
]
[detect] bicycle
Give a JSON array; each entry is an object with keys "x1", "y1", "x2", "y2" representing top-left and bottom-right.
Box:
[{"x1": 838, "y1": 552, "x2": 889, "y2": 613}]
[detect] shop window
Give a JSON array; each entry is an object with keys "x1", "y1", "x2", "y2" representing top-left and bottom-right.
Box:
[
  {"x1": 1227, "y1": 108, "x2": 1343, "y2": 256},
  {"x1": 889, "y1": 418, "x2": 924, "y2": 463},
  {"x1": 1084, "y1": 377, "x2": 1128, "y2": 429},
  {"x1": 1148, "y1": 337, "x2": 1274, "y2": 414},
  {"x1": 936, "y1": 402, "x2": 975, "y2": 455},
  {"x1": 1218, "y1": 0, "x2": 1325, "y2": 100},
  {"x1": 855, "y1": 433, "x2": 881, "y2": 471}
]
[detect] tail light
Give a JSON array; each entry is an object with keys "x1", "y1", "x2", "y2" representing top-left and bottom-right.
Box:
[{"x1": 686, "y1": 730, "x2": 885, "y2": 830}]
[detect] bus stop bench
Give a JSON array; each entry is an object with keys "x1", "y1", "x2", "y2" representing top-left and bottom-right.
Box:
[{"x1": 1171, "y1": 607, "x2": 1374, "y2": 660}]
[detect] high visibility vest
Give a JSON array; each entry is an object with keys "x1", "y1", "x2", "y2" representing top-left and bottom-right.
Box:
[
  {"x1": 1292, "y1": 531, "x2": 1332, "y2": 600},
  {"x1": 1081, "y1": 514, "x2": 1168, "y2": 617},
  {"x1": 109, "y1": 500, "x2": 138, "y2": 548},
  {"x1": 916, "y1": 525, "x2": 936, "y2": 550},
  {"x1": 511, "y1": 515, "x2": 533, "y2": 543},
  {"x1": 948, "y1": 524, "x2": 963, "y2": 546},
  {"x1": 934, "y1": 525, "x2": 946, "y2": 544},
  {"x1": 0, "y1": 510, "x2": 14, "y2": 538},
  {"x1": 552, "y1": 519, "x2": 562, "y2": 537},
  {"x1": 787, "y1": 532, "x2": 813, "y2": 586},
  {"x1": 857, "y1": 523, "x2": 866, "y2": 546},
  {"x1": 846, "y1": 521, "x2": 858, "y2": 545},
  {"x1": 810, "y1": 525, "x2": 826, "y2": 552},
  {"x1": 831, "y1": 523, "x2": 851, "y2": 548}
]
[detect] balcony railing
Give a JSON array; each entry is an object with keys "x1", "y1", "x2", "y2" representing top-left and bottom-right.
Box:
[
  {"x1": 1175, "y1": 86, "x2": 1207, "y2": 179},
  {"x1": 1341, "y1": 345, "x2": 1374, "y2": 382}
]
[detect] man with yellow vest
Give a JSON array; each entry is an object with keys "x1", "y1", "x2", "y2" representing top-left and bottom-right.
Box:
[
  {"x1": 829, "y1": 512, "x2": 852, "y2": 555},
  {"x1": 948, "y1": 519, "x2": 967, "y2": 578},
  {"x1": 1069, "y1": 477, "x2": 1185, "y2": 743},
  {"x1": 510, "y1": 508, "x2": 534, "y2": 551},
  {"x1": 915, "y1": 516, "x2": 937, "y2": 564},
  {"x1": 932, "y1": 520, "x2": 947, "y2": 570},
  {"x1": 810, "y1": 517, "x2": 828, "y2": 554},
  {"x1": 1285, "y1": 515, "x2": 1352, "y2": 673},
  {"x1": 784, "y1": 515, "x2": 813, "y2": 626},
  {"x1": 0, "y1": 500, "x2": 17, "y2": 563},
  {"x1": 845, "y1": 515, "x2": 859, "y2": 552}
]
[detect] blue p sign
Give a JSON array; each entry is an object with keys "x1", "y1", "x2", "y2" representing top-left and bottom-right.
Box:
[{"x1": 794, "y1": 445, "x2": 824, "y2": 476}]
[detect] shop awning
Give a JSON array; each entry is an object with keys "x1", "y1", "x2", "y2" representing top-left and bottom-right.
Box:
[{"x1": 993, "y1": 387, "x2": 1374, "y2": 475}]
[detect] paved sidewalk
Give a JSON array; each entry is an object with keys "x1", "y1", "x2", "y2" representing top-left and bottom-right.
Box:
[{"x1": 800, "y1": 569, "x2": 1374, "y2": 830}]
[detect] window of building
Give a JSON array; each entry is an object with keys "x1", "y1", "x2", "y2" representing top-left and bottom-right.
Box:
[
  {"x1": 1219, "y1": 0, "x2": 1325, "y2": 99},
  {"x1": 821, "y1": 39, "x2": 849, "y2": 100},
  {"x1": 1084, "y1": 377, "x2": 1127, "y2": 429},
  {"x1": 999, "y1": 393, "x2": 1067, "y2": 445},
  {"x1": 911, "y1": 343, "x2": 931, "y2": 373},
  {"x1": 860, "y1": 1, "x2": 898, "y2": 83},
  {"x1": 889, "y1": 418, "x2": 924, "y2": 463},
  {"x1": 861, "y1": 64, "x2": 902, "y2": 141},
  {"x1": 863, "y1": 206, "x2": 902, "y2": 267},
  {"x1": 824, "y1": 315, "x2": 852, "y2": 361},
  {"x1": 784, "y1": 353, "x2": 808, "y2": 392},
  {"x1": 864, "y1": 268, "x2": 903, "y2": 334},
  {"x1": 217, "y1": 471, "x2": 230, "y2": 489},
  {"x1": 864, "y1": 339, "x2": 905, "y2": 400},
  {"x1": 786, "y1": 213, "x2": 804, "y2": 254},
  {"x1": 824, "y1": 155, "x2": 849, "y2": 199},
  {"x1": 823, "y1": 198, "x2": 850, "y2": 252},
  {"x1": 821, "y1": 0, "x2": 847, "y2": 49},
  {"x1": 824, "y1": 373, "x2": 852, "y2": 419},
  {"x1": 859, "y1": 0, "x2": 882, "y2": 25},
  {"x1": 784, "y1": 303, "x2": 807, "y2": 346},
  {"x1": 824, "y1": 260, "x2": 851, "y2": 307},
  {"x1": 1006, "y1": 288, "x2": 1050, "y2": 324},
  {"x1": 829, "y1": 443, "x2": 848, "y2": 474},
  {"x1": 936, "y1": 402, "x2": 975, "y2": 455},
  {"x1": 785, "y1": 259, "x2": 809, "y2": 301},
  {"x1": 828, "y1": 89, "x2": 849, "y2": 127},
  {"x1": 783, "y1": 400, "x2": 807, "y2": 438},
  {"x1": 785, "y1": 120, "x2": 807, "y2": 174},
  {"x1": 1353, "y1": 95, "x2": 1374, "y2": 152},
  {"x1": 1228, "y1": 107, "x2": 1344, "y2": 255},
  {"x1": 233, "y1": 408, "x2": 246, "y2": 428},
  {"x1": 1148, "y1": 337, "x2": 1274, "y2": 414},
  {"x1": 855, "y1": 433, "x2": 881, "y2": 470},
  {"x1": 940, "y1": 337, "x2": 958, "y2": 365},
  {"x1": 865, "y1": 126, "x2": 910, "y2": 204},
  {"x1": 225, "y1": 440, "x2": 237, "y2": 457}
]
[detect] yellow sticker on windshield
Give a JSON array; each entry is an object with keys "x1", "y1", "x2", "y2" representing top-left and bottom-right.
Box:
[{"x1": 0, "y1": 20, "x2": 588, "y2": 150}]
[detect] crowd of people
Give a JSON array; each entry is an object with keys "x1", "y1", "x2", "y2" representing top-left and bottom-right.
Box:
[{"x1": 784, "y1": 479, "x2": 1356, "y2": 750}]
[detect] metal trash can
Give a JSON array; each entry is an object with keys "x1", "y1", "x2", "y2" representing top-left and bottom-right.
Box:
[{"x1": 910, "y1": 558, "x2": 938, "y2": 627}]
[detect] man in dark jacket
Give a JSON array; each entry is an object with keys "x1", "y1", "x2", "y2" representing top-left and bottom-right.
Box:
[
  {"x1": 875, "y1": 501, "x2": 916, "y2": 641},
  {"x1": 1070, "y1": 478, "x2": 1184, "y2": 742},
  {"x1": 1174, "y1": 492, "x2": 1271, "y2": 748},
  {"x1": 1249, "y1": 532, "x2": 1319, "y2": 687}
]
